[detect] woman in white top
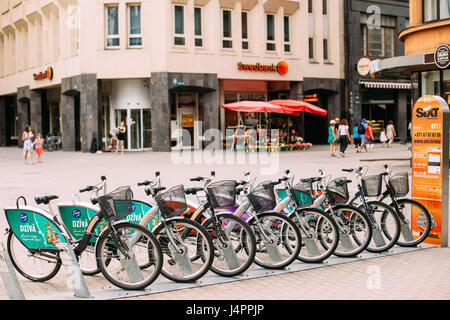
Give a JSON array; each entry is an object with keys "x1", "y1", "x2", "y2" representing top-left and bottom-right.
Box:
[
  {"x1": 386, "y1": 121, "x2": 396, "y2": 148},
  {"x1": 338, "y1": 119, "x2": 351, "y2": 157},
  {"x1": 22, "y1": 125, "x2": 34, "y2": 164}
]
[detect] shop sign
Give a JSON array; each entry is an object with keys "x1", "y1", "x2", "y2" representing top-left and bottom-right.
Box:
[
  {"x1": 33, "y1": 67, "x2": 53, "y2": 81},
  {"x1": 181, "y1": 113, "x2": 194, "y2": 128},
  {"x1": 237, "y1": 61, "x2": 288, "y2": 75},
  {"x1": 357, "y1": 57, "x2": 371, "y2": 76},
  {"x1": 412, "y1": 95, "x2": 449, "y2": 246},
  {"x1": 434, "y1": 44, "x2": 450, "y2": 69}
]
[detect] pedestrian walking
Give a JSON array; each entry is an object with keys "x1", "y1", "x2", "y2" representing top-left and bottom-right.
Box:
[
  {"x1": 334, "y1": 117, "x2": 340, "y2": 150},
  {"x1": 380, "y1": 127, "x2": 388, "y2": 147},
  {"x1": 338, "y1": 119, "x2": 350, "y2": 157},
  {"x1": 366, "y1": 122, "x2": 375, "y2": 153},
  {"x1": 34, "y1": 133, "x2": 44, "y2": 162},
  {"x1": 359, "y1": 119, "x2": 367, "y2": 152},
  {"x1": 22, "y1": 125, "x2": 34, "y2": 164},
  {"x1": 116, "y1": 121, "x2": 126, "y2": 155},
  {"x1": 386, "y1": 120, "x2": 396, "y2": 148},
  {"x1": 328, "y1": 120, "x2": 337, "y2": 157},
  {"x1": 352, "y1": 122, "x2": 362, "y2": 153}
]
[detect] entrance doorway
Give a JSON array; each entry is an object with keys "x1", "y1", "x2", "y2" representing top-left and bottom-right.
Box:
[
  {"x1": 172, "y1": 92, "x2": 199, "y2": 149},
  {"x1": 114, "y1": 108, "x2": 152, "y2": 151}
]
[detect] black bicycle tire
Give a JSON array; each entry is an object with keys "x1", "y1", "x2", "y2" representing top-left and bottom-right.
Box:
[
  {"x1": 152, "y1": 217, "x2": 214, "y2": 283},
  {"x1": 360, "y1": 200, "x2": 401, "y2": 253},
  {"x1": 287, "y1": 207, "x2": 340, "y2": 263},
  {"x1": 388, "y1": 198, "x2": 432, "y2": 247},
  {"x1": 247, "y1": 212, "x2": 302, "y2": 269},
  {"x1": 95, "y1": 222, "x2": 163, "y2": 290},
  {"x1": 327, "y1": 204, "x2": 373, "y2": 257},
  {"x1": 7, "y1": 231, "x2": 62, "y2": 282},
  {"x1": 201, "y1": 213, "x2": 257, "y2": 277}
]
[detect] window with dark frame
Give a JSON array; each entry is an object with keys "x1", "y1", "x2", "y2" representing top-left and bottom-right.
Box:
[
  {"x1": 360, "y1": 13, "x2": 396, "y2": 58},
  {"x1": 323, "y1": 38, "x2": 329, "y2": 61},
  {"x1": 323, "y1": 0, "x2": 327, "y2": 15},
  {"x1": 266, "y1": 14, "x2": 275, "y2": 51},
  {"x1": 308, "y1": 0, "x2": 313, "y2": 13},
  {"x1": 174, "y1": 5, "x2": 185, "y2": 46},
  {"x1": 423, "y1": 0, "x2": 450, "y2": 22},
  {"x1": 194, "y1": 7, "x2": 203, "y2": 47},
  {"x1": 309, "y1": 37, "x2": 314, "y2": 60},
  {"x1": 242, "y1": 11, "x2": 249, "y2": 50},
  {"x1": 284, "y1": 16, "x2": 290, "y2": 52},
  {"x1": 222, "y1": 9, "x2": 233, "y2": 49}
]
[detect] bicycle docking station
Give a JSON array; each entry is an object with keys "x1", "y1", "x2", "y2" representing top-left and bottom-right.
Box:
[
  {"x1": 55, "y1": 242, "x2": 92, "y2": 299},
  {"x1": 0, "y1": 239, "x2": 26, "y2": 300}
]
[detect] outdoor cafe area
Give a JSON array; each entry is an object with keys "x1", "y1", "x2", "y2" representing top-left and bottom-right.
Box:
[{"x1": 222, "y1": 100, "x2": 327, "y2": 152}]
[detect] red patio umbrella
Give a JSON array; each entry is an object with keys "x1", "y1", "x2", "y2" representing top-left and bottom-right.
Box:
[
  {"x1": 269, "y1": 99, "x2": 328, "y2": 117},
  {"x1": 221, "y1": 101, "x2": 300, "y2": 116}
]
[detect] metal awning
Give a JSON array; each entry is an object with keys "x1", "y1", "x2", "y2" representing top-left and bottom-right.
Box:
[{"x1": 360, "y1": 80, "x2": 411, "y2": 90}]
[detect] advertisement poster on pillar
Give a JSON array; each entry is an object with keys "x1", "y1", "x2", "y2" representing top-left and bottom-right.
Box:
[{"x1": 412, "y1": 96, "x2": 449, "y2": 245}]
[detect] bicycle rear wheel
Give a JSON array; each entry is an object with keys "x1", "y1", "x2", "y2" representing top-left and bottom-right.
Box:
[
  {"x1": 95, "y1": 222, "x2": 162, "y2": 290},
  {"x1": 7, "y1": 231, "x2": 61, "y2": 282},
  {"x1": 152, "y1": 218, "x2": 214, "y2": 283},
  {"x1": 247, "y1": 212, "x2": 301, "y2": 269},
  {"x1": 387, "y1": 198, "x2": 432, "y2": 247},
  {"x1": 202, "y1": 213, "x2": 256, "y2": 277},
  {"x1": 362, "y1": 201, "x2": 400, "y2": 253},
  {"x1": 288, "y1": 207, "x2": 339, "y2": 263},
  {"x1": 79, "y1": 243, "x2": 102, "y2": 275},
  {"x1": 328, "y1": 205, "x2": 372, "y2": 257}
]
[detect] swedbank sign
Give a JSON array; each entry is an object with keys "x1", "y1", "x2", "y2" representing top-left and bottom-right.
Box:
[{"x1": 237, "y1": 61, "x2": 289, "y2": 75}]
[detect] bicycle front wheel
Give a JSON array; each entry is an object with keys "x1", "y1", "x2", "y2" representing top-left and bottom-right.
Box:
[
  {"x1": 152, "y1": 218, "x2": 214, "y2": 283},
  {"x1": 388, "y1": 198, "x2": 432, "y2": 247},
  {"x1": 247, "y1": 212, "x2": 302, "y2": 269},
  {"x1": 202, "y1": 214, "x2": 256, "y2": 277},
  {"x1": 329, "y1": 205, "x2": 372, "y2": 257},
  {"x1": 7, "y1": 231, "x2": 61, "y2": 282},
  {"x1": 363, "y1": 201, "x2": 400, "y2": 253},
  {"x1": 288, "y1": 207, "x2": 339, "y2": 263},
  {"x1": 79, "y1": 242, "x2": 102, "y2": 276},
  {"x1": 95, "y1": 222, "x2": 163, "y2": 290}
]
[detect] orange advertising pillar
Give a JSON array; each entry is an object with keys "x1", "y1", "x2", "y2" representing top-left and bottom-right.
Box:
[{"x1": 412, "y1": 96, "x2": 449, "y2": 247}]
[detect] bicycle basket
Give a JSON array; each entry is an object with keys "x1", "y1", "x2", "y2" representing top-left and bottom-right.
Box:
[
  {"x1": 292, "y1": 181, "x2": 314, "y2": 206},
  {"x1": 361, "y1": 174, "x2": 382, "y2": 197},
  {"x1": 155, "y1": 185, "x2": 187, "y2": 218},
  {"x1": 206, "y1": 180, "x2": 237, "y2": 209},
  {"x1": 247, "y1": 181, "x2": 276, "y2": 213},
  {"x1": 326, "y1": 177, "x2": 349, "y2": 204},
  {"x1": 98, "y1": 186, "x2": 134, "y2": 221},
  {"x1": 389, "y1": 172, "x2": 409, "y2": 197}
]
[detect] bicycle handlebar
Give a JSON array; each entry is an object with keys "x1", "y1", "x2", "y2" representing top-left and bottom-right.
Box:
[
  {"x1": 79, "y1": 186, "x2": 93, "y2": 193},
  {"x1": 137, "y1": 180, "x2": 150, "y2": 186}
]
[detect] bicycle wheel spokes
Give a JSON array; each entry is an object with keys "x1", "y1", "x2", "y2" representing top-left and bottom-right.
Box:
[
  {"x1": 155, "y1": 219, "x2": 213, "y2": 283},
  {"x1": 290, "y1": 209, "x2": 339, "y2": 263},
  {"x1": 332, "y1": 206, "x2": 371, "y2": 257},
  {"x1": 249, "y1": 212, "x2": 301, "y2": 269},
  {"x1": 96, "y1": 223, "x2": 162, "y2": 290},
  {"x1": 365, "y1": 201, "x2": 400, "y2": 253},
  {"x1": 7, "y1": 232, "x2": 61, "y2": 282},
  {"x1": 79, "y1": 243, "x2": 101, "y2": 275},
  {"x1": 205, "y1": 214, "x2": 256, "y2": 277}
]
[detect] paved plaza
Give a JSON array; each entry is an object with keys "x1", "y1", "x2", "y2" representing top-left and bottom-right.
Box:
[{"x1": 0, "y1": 143, "x2": 449, "y2": 300}]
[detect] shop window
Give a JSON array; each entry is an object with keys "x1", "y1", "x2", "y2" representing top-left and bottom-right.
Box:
[
  {"x1": 284, "y1": 16, "x2": 290, "y2": 53},
  {"x1": 194, "y1": 7, "x2": 203, "y2": 47},
  {"x1": 128, "y1": 4, "x2": 142, "y2": 48},
  {"x1": 360, "y1": 14, "x2": 396, "y2": 58},
  {"x1": 106, "y1": 5, "x2": 119, "y2": 48},
  {"x1": 174, "y1": 5, "x2": 185, "y2": 46},
  {"x1": 242, "y1": 11, "x2": 249, "y2": 50},
  {"x1": 266, "y1": 14, "x2": 275, "y2": 52},
  {"x1": 424, "y1": 0, "x2": 450, "y2": 22},
  {"x1": 222, "y1": 9, "x2": 233, "y2": 49},
  {"x1": 421, "y1": 70, "x2": 441, "y2": 96}
]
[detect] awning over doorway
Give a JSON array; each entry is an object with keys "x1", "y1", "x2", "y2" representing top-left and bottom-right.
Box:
[
  {"x1": 221, "y1": 101, "x2": 301, "y2": 116},
  {"x1": 269, "y1": 99, "x2": 328, "y2": 116},
  {"x1": 360, "y1": 81, "x2": 412, "y2": 90}
]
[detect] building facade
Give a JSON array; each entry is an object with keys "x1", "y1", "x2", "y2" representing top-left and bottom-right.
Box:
[
  {"x1": 371, "y1": 0, "x2": 450, "y2": 112},
  {"x1": 0, "y1": 0, "x2": 346, "y2": 152},
  {"x1": 344, "y1": 0, "x2": 411, "y2": 142}
]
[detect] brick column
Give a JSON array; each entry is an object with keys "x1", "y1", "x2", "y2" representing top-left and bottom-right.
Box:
[
  {"x1": 17, "y1": 86, "x2": 31, "y2": 148},
  {"x1": 150, "y1": 72, "x2": 171, "y2": 152},
  {"x1": 30, "y1": 90, "x2": 43, "y2": 136}
]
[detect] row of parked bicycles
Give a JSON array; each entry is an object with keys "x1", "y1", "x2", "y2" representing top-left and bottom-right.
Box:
[{"x1": 3, "y1": 164, "x2": 432, "y2": 291}]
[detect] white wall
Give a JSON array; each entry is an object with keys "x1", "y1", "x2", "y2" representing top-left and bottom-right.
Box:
[{"x1": 110, "y1": 79, "x2": 151, "y2": 110}]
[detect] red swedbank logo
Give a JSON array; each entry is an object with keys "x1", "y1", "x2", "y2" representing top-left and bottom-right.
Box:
[
  {"x1": 238, "y1": 61, "x2": 288, "y2": 75},
  {"x1": 33, "y1": 67, "x2": 53, "y2": 81}
]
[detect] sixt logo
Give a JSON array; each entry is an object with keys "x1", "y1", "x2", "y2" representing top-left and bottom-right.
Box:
[
  {"x1": 416, "y1": 106, "x2": 439, "y2": 118},
  {"x1": 72, "y1": 209, "x2": 81, "y2": 219},
  {"x1": 19, "y1": 213, "x2": 28, "y2": 223}
]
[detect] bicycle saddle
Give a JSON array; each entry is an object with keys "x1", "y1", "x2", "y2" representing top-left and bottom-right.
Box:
[
  {"x1": 35, "y1": 195, "x2": 59, "y2": 205},
  {"x1": 301, "y1": 177, "x2": 322, "y2": 183},
  {"x1": 185, "y1": 187, "x2": 203, "y2": 195}
]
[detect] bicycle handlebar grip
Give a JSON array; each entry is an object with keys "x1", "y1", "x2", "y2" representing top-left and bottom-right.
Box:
[
  {"x1": 101, "y1": 176, "x2": 106, "y2": 181},
  {"x1": 137, "y1": 181, "x2": 150, "y2": 186},
  {"x1": 155, "y1": 171, "x2": 160, "y2": 177},
  {"x1": 342, "y1": 169, "x2": 354, "y2": 173},
  {"x1": 190, "y1": 177, "x2": 203, "y2": 182},
  {"x1": 79, "y1": 186, "x2": 93, "y2": 193}
]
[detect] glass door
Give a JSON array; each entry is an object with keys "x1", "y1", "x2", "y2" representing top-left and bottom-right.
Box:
[
  {"x1": 143, "y1": 109, "x2": 152, "y2": 149},
  {"x1": 130, "y1": 109, "x2": 141, "y2": 150},
  {"x1": 115, "y1": 109, "x2": 128, "y2": 150},
  {"x1": 114, "y1": 108, "x2": 151, "y2": 151}
]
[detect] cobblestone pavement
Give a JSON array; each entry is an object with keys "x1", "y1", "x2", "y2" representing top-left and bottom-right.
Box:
[{"x1": 0, "y1": 143, "x2": 447, "y2": 300}]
